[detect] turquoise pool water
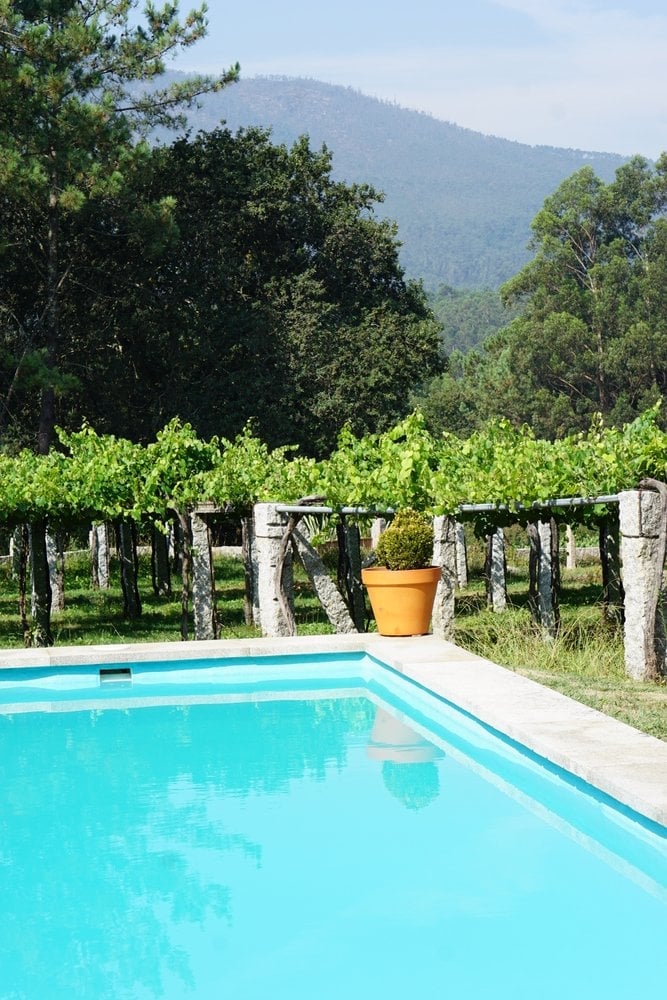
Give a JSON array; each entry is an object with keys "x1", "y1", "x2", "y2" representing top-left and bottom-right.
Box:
[{"x1": 0, "y1": 653, "x2": 665, "y2": 998}]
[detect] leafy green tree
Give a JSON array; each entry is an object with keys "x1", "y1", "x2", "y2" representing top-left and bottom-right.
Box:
[
  {"x1": 416, "y1": 157, "x2": 667, "y2": 438},
  {"x1": 47, "y1": 126, "x2": 443, "y2": 455},
  {"x1": 155, "y1": 129, "x2": 443, "y2": 456},
  {"x1": 495, "y1": 157, "x2": 667, "y2": 435},
  {"x1": 411, "y1": 351, "x2": 487, "y2": 437},
  {"x1": 0, "y1": 0, "x2": 238, "y2": 454}
]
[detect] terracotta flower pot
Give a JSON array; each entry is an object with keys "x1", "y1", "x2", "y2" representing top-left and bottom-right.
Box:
[{"x1": 361, "y1": 565, "x2": 441, "y2": 636}]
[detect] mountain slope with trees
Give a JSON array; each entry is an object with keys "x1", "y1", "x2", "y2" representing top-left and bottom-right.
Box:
[{"x1": 184, "y1": 75, "x2": 627, "y2": 289}]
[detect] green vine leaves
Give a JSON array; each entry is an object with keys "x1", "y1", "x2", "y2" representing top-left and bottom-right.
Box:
[{"x1": 1, "y1": 404, "x2": 667, "y2": 534}]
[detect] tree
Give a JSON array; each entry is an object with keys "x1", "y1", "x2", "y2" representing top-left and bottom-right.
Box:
[
  {"x1": 496, "y1": 157, "x2": 667, "y2": 434},
  {"x1": 417, "y1": 157, "x2": 667, "y2": 438},
  {"x1": 151, "y1": 128, "x2": 443, "y2": 456},
  {"x1": 411, "y1": 353, "x2": 484, "y2": 438},
  {"x1": 0, "y1": 0, "x2": 237, "y2": 647},
  {"x1": 0, "y1": 0, "x2": 238, "y2": 454},
  {"x1": 39, "y1": 126, "x2": 443, "y2": 456}
]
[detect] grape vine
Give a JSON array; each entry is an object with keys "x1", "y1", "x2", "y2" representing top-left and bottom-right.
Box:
[{"x1": 0, "y1": 404, "x2": 666, "y2": 536}]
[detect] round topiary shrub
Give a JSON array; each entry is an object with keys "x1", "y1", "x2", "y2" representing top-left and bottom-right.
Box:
[{"x1": 374, "y1": 509, "x2": 434, "y2": 571}]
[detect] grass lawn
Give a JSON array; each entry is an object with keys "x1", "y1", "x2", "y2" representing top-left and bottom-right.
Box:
[
  {"x1": 455, "y1": 551, "x2": 667, "y2": 741},
  {"x1": 0, "y1": 544, "x2": 665, "y2": 741},
  {"x1": 0, "y1": 551, "x2": 332, "y2": 648}
]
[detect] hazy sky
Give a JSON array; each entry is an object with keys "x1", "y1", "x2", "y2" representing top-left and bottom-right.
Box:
[{"x1": 172, "y1": 0, "x2": 666, "y2": 158}]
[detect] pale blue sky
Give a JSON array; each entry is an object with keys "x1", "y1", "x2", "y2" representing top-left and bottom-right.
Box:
[{"x1": 172, "y1": 0, "x2": 667, "y2": 157}]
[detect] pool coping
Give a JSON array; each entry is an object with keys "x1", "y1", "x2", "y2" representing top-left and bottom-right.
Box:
[{"x1": 1, "y1": 633, "x2": 666, "y2": 829}]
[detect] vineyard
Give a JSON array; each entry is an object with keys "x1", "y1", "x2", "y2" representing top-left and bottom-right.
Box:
[
  {"x1": 2, "y1": 404, "x2": 667, "y2": 668},
  {"x1": 1, "y1": 404, "x2": 667, "y2": 531}
]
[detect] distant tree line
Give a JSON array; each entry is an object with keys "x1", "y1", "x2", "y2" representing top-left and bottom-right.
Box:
[{"x1": 428, "y1": 285, "x2": 520, "y2": 356}]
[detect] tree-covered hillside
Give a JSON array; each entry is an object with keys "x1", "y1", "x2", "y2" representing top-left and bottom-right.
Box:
[
  {"x1": 182, "y1": 75, "x2": 627, "y2": 290},
  {"x1": 429, "y1": 286, "x2": 520, "y2": 355}
]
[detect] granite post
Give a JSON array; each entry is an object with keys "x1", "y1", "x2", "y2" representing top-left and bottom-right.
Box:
[{"x1": 619, "y1": 489, "x2": 666, "y2": 680}]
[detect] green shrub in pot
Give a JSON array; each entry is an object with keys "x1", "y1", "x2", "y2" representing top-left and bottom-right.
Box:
[{"x1": 374, "y1": 509, "x2": 434, "y2": 571}]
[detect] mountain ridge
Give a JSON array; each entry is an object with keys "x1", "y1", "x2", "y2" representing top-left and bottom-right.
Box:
[{"x1": 174, "y1": 75, "x2": 627, "y2": 289}]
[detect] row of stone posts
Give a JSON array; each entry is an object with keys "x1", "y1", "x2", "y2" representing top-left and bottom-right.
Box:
[
  {"x1": 163, "y1": 484, "x2": 667, "y2": 687},
  {"x1": 473, "y1": 490, "x2": 665, "y2": 680},
  {"x1": 185, "y1": 491, "x2": 667, "y2": 683},
  {"x1": 7, "y1": 491, "x2": 665, "y2": 680}
]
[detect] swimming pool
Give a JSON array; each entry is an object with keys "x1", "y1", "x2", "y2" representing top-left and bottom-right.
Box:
[{"x1": 0, "y1": 638, "x2": 665, "y2": 998}]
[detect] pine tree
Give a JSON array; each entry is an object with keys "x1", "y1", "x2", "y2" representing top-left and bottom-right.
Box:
[{"x1": 0, "y1": 0, "x2": 238, "y2": 452}]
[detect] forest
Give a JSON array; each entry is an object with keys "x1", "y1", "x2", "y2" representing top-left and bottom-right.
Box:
[
  {"x1": 2, "y1": 4, "x2": 667, "y2": 479},
  {"x1": 0, "y1": 0, "x2": 440, "y2": 459},
  {"x1": 1, "y1": 124, "x2": 441, "y2": 457}
]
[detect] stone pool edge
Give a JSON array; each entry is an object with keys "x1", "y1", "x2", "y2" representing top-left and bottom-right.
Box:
[{"x1": 1, "y1": 633, "x2": 666, "y2": 829}]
